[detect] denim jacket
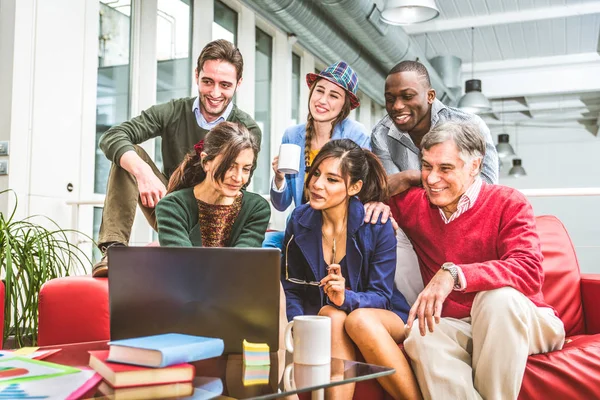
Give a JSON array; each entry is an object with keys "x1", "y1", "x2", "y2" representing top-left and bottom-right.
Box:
[
  {"x1": 270, "y1": 118, "x2": 371, "y2": 212},
  {"x1": 281, "y1": 196, "x2": 410, "y2": 321}
]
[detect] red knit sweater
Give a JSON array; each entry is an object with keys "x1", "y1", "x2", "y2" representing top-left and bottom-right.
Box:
[{"x1": 390, "y1": 183, "x2": 552, "y2": 319}]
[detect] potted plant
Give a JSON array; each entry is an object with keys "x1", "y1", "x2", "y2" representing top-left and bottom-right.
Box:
[{"x1": 0, "y1": 189, "x2": 93, "y2": 347}]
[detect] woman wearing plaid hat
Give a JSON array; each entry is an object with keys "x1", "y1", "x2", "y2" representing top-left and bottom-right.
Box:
[
  {"x1": 266, "y1": 61, "x2": 396, "y2": 249},
  {"x1": 270, "y1": 61, "x2": 368, "y2": 211}
]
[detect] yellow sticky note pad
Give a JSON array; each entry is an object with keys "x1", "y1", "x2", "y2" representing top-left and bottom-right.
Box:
[
  {"x1": 242, "y1": 339, "x2": 270, "y2": 366},
  {"x1": 13, "y1": 347, "x2": 39, "y2": 355}
]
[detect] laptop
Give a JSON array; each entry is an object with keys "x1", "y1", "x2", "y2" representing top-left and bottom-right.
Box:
[{"x1": 108, "y1": 246, "x2": 281, "y2": 353}]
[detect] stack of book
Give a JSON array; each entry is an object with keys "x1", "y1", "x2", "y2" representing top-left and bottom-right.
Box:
[{"x1": 88, "y1": 333, "x2": 224, "y2": 399}]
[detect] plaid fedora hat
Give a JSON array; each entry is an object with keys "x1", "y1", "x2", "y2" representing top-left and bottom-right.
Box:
[{"x1": 306, "y1": 61, "x2": 360, "y2": 110}]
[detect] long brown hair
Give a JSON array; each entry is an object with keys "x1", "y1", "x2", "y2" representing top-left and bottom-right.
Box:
[
  {"x1": 304, "y1": 78, "x2": 352, "y2": 169},
  {"x1": 167, "y1": 122, "x2": 259, "y2": 193},
  {"x1": 305, "y1": 139, "x2": 389, "y2": 204}
]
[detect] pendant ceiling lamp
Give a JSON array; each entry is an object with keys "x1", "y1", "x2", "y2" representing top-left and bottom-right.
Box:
[
  {"x1": 496, "y1": 133, "x2": 516, "y2": 160},
  {"x1": 509, "y1": 158, "x2": 527, "y2": 177},
  {"x1": 496, "y1": 102, "x2": 516, "y2": 161},
  {"x1": 457, "y1": 27, "x2": 491, "y2": 114},
  {"x1": 381, "y1": 0, "x2": 440, "y2": 25}
]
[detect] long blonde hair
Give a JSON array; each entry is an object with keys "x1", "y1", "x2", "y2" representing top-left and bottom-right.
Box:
[{"x1": 304, "y1": 78, "x2": 352, "y2": 170}]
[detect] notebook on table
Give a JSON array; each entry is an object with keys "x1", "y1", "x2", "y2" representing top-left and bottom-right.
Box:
[{"x1": 108, "y1": 247, "x2": 281, "y2": 354}]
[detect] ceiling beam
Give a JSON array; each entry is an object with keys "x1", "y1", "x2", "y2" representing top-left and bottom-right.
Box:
[
  {"x1": 403, "y1": 2, "x2": 600, "y2": 35},
  {"x1": 459, "y1": 53, "x2": 600, "y2": 98}
]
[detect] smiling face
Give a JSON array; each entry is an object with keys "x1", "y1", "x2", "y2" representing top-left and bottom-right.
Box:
[
  {"x1": 195, "y1": 59, "x2": 241, "y2": 122},
  {"x1": 421, "y1": 140, "x2": 481, "y2": 216},
  {"x1": 308, "y1": 79, "x2": 348, "y2": 123},
  {"x1": 308, "y1": 156, "x2": 362, "y2": 212},
  {"x1": 385, "y1": 71, "x2": 435, "y2": 135},
  {"x1": 203, "y1": 148, "x2": 254, "y2": 198}
]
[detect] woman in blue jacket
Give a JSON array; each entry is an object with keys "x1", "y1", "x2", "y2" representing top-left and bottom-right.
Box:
[
  {"x1": 264, "y1": 61, "x2": 370, "y2": 249},
  {"x1": 281, "y1": 139, "x2": 416, "y2": 398}
]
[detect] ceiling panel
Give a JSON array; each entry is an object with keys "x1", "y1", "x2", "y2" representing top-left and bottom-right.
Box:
[
  {"x1": 484, "y1": 0, "x2": 505, "y2": 13},
  {"x1": 535, "y1": 20, "x2": 554, "y2": 55},
  {"x1": 453, "y1": 0, "x2": 478, "y2": 18},
  {"x1": 580, "y1": 14, "x2": 600, "y2": 50},
  {"x1": 565, "y1": 16, "x2": 583, "y2": 53},
  {"x1": 550, "y1": 18, "x2": 567, "y2": 54},
  {"x1": 436, "y1": 0, "x2": 461, "y2": 18}
]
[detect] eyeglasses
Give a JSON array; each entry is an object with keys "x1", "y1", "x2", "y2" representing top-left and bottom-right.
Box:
[{"x1": 284, "y1": 234, "x2": 321, "y2": 286}]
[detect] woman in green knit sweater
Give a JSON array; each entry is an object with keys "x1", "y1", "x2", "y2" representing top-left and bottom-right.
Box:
[{"x1": 155, "y1": 121, "x2": 270, "y2": 248}]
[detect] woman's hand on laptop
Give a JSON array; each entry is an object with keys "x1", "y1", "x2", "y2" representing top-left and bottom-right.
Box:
[{"x1": 320, "y1": 265, "x2": 345, "y2": 306}]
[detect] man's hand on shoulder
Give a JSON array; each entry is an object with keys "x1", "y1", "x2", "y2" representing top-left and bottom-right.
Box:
[
  {"x1": 405, "y1": 267, "x2": 454, "y2": 336},
  {"x1": 388, "y1": 170, "x2": 421, "y2": 197},
  {"x1": 363, "y1": 202, "x2": 399, "y2": 231},
  {"x1": 120, "y1": 150, "x2": 167, "y2": 208}
]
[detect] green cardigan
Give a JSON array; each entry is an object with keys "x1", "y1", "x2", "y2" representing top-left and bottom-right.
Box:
[
  {"x1": 155, "y1": 187, "x2": 271, "y2": 248},
  {"x1": 99, "y1": 97, "x2": 262, "y2": 178}
]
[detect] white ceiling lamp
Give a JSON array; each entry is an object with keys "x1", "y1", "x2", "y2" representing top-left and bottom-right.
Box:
[
  {"x1": 496, "y1": 101, "x2": 516, "y2": 161},
  {"x1": 509, "y1": 158, "x2": 527, "y2": 177},
  {"x1": 497, "y1": 133, "x2": 517, "y2": 160},
  {"x1": 457, "y1": 27, "x2": 491, "y2": 114},
  {"x1": 380, "y1": 0, "x2": 440, "y2": 25}
]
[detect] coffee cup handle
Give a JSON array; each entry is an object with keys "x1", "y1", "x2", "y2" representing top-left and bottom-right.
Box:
[
  {"x1": 284, "y1": 320, "x2": 295, "y2": 353},
  {"x1": 283, "y1": 363, "x2": 295, "y2": 391}
]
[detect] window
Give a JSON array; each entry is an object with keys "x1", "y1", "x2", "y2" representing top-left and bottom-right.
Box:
[
  {"x1": 94, "y1": 0, "x2": 132, "y2": 259},
  {"x1": 213, "y1": 0, "x2": 237, "y2": 43},
  {"x1": 154, "y1": 0, "x2": 192, "y2": 173},
  {"x1": 95, "y1": 0, "x2": 132, "y2": 195},
  {"x1": 291, "y1": 53, "x2": 301, "y2": 125},
  {"x1": 254, "y1": 28, "x2": 273, "y2": 194}
]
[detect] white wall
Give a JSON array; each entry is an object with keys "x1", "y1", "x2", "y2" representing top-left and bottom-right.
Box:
[{"x1": 496, "y1": 125, "x2": 600, "y2": 274}]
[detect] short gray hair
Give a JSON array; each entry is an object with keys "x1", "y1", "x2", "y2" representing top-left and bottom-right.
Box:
[{"x1": 421, "y1": 122, "x2": 485, "y2": 172}]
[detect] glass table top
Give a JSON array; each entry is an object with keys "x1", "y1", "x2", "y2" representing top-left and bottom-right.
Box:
[{"x1": 40, "y1": 341, "x2": 395, "y2": 399}]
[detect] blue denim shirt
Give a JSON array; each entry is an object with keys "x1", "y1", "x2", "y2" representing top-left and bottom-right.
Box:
[
  {"x1": 270, "y1": 118, "x2": 371, "y2": 212},
  {"x1": 371, "y1": 99, "x2": 499, "y2": 184},
  {"x1": 282, "y1": 196, "x2": 410, "y2": 321}
]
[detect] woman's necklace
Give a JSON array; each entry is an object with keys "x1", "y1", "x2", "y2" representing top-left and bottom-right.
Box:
[{"x1": 322, "y1": 223, "x2": 346, "y2": 264}]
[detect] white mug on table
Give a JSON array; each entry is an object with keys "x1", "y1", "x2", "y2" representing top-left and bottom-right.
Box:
[
  {"x1": 284, "y1": 315, "x2": 331, "y2": 365},
  {"x1": 277, "y1": 143, "x2": 302, "y2": 175}
]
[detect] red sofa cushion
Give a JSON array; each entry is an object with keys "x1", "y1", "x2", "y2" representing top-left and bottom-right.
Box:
[
  {"x1": 581, "y1": 274, "x2": 600, "y2": 334},
  {"x1": 0, "y1": 281, "x2": 4, "y2": 349},
  {"x1": 520, "y1": 334, "x2": 600, "y2": 399},
  {"x1": 38, "y1": 276, "x2": 109, "y2": 346},
  {"x1": 536, "y1": 215, "x2": 585, "y2": 336}
]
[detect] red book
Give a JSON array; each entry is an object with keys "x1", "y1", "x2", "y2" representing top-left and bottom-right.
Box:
[{"x1": 88, "y1": 350, "x2": 194, "y2": 388}]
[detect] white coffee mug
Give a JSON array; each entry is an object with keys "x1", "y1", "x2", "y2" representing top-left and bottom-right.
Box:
[
  {"x1": 277, "y1": 143, "x2": 302, "y2": 174},
  {"x1": 284, "y1": 315, "x2": 331, "y2": 365},
  {"x1": 283, "y1": 362, "x2": 331, "y2": 391}
]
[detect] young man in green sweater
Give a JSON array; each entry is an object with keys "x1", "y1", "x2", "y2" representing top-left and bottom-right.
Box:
[{"x1": 94, "y1": 39, "x2": 262, "y2": 277}]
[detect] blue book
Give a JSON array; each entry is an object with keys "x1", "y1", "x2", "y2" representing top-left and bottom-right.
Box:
[{"x1": 107, "y1": 333, "x2": 224, "y2": 368}]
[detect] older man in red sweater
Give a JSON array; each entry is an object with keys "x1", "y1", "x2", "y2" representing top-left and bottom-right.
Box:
[{"x1": 345, "y1": 121, "x2": 565, "y2": 400}]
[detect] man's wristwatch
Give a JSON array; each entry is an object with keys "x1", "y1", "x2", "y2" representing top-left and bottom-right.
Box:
[{"x1": 441, "y1": 262, "x2": 460, "y2": 289}]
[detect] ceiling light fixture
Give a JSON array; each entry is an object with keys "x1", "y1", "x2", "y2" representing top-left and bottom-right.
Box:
[
  {"x1": 509, "y1": 158, "x2": 527, "y2": 177},
  {"x1": 496, "y1": 101, "x2": 516, "y2": 162},
  {"x1": 380, "y1": 0, "x2": 440, "y2": 25},
  {"x1": 457, "y1": 27, "x2": 491, "y2": 114},
  {"x1": 496, "y1": 133, "x2": 517, "y2": 160}
]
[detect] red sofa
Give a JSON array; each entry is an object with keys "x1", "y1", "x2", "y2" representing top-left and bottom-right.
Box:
[{"x1": 37, "y1": 216, "x2": 600, "y2": 398}]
